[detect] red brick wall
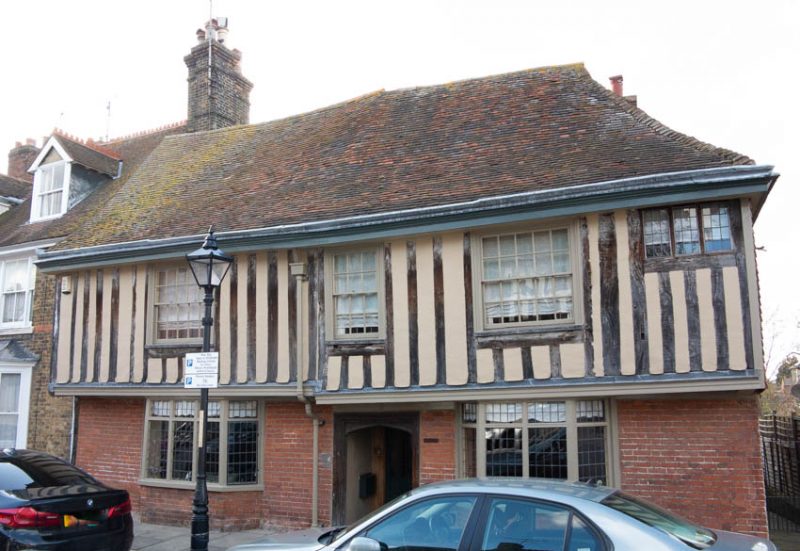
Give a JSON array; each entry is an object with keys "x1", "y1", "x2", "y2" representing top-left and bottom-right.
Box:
[
  {"x1": 263, "y1": 403, "x2": 333, "y2": 529},
  {"x1": 76, "y1": 397, "x2": 333, "y2": 530},
  {"x1": 419, "y1": 410, "x2": 457, "y2": 484},
  {"x1": 617, "y1": 397, "x2": 767, "y2": 537}
]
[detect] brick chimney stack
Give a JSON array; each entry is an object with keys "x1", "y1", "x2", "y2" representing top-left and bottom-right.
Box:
[
  {"x1": 185, "y1": 19, "x2": 253, "y2": 133},
  {"x1": 7, "y1": 139, "x2": 40, "y2": 182}
]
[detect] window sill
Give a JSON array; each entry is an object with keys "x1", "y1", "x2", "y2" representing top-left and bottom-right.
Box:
[
  {"x1": 138, "y1": 478, "x2": 263, "y2": 492},
  {"x1": 0, "y1": 325, "x2": 33, "y2": 336},
  {"x1": 145, "y1": 343, "x2": 203, "y2": 358},
  {"x1": 475, "y1": 323, "x2": 584, "y2": 347}
]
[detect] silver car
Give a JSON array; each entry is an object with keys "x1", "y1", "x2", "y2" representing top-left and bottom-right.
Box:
[{"x1": 228, "y1": 478, "x2": 777, "y2": 551}]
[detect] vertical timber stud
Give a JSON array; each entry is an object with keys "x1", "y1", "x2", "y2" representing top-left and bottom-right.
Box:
[
  {"x1": 247, "y1": 255, "x2": 257, "y2": 382},
  {"x1": 267, "y1": 252, "x2": 278, "y2": 383},
  {"x1": 432, "y1": 236, "x2": 446, "y2": 385},
  {"x1": 93, "y1": 270, "x2": 104, "y2": 383},
  {"x1": 658, "y1": 272, "x2": 675, "y2": 374},
  {"x1": 580, "y1": 217, "x2": 595, "y2": 377},
  {"x1": 229, "y1": 260, "x2": 238, "y2": 382},
  {"x1": 711, "y1": 267, "x2": 729, "y2": 370},
  {"x1": 109, "y1": 268, "x2": 120, "y2": 383},
  {"x1": 129, "y1": 267, "x2": 137, "y2": 383},
  {"x1": 463, "y1": 233, "x2": 477, "y2": 384},
  {"x1": 288, "y1": 251, "x2": 298, "y2": 382},
  {"x1": 627, "y1": 211, "x2": 648, "y2": 375},
  {"x1": 384, "y1": 243, "x2": 395, "y2": 387},
  {"x1": 68, "y1": 273, "x2": 78, "y2": 383},
  {"x1": 81, "y1": 271, "x2": 91, "y2": 382},
  {"x1": 598, "y1": 214, "x2": 620, "y2": 376},
  {"x1": 407, "y1": 241, "x2": 419, "y2": 386},
  {"x1": 684, "y1": 270, "x2": 702, "y2": 372},
  {"x1": 50, "y1": 276, "x2": 62, "y2": 385}
]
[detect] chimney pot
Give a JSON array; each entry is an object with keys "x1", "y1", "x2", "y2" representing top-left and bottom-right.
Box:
[
  {"x1": 609, "y1": 75, "x2": 624, "y2": 97},
  {"x1": 25, "y1": 138, "x2": 35, "y2": 146}
]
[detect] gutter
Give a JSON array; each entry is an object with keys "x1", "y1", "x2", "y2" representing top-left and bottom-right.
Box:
[{"x1": 36, "y1": 165, "x2": 777, "y2": 272}]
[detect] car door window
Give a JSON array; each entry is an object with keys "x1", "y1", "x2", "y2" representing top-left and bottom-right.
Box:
[
  {"x1": 363, "y1": 495, "x2": 477, "y2": 551},
  {"x1": 481, "y1": 498, "x2": 603, "y2": 551}
]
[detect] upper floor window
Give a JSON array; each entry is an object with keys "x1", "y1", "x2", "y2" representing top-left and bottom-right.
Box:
[
  {"x1": 327, "y1": 248, "x2": 384, "y2": 339},
  {"x1": 0, "y1": 257, "x2": 35, "y2": 329},
  {"x1": 30, "y1": 161, "x2": 70, "y2": 222},
  {"x1": 477, "y1": 227, "x2": 576, "y2": 329},
  {"x1": 152, "y1": 265, "x2": 203, "y2": 344},
  {"x1": 642, "y1": 203, "x2": 733, "y2": 259}
]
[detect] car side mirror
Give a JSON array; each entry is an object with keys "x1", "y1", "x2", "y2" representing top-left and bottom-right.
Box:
[{"x1": 348, "y1": 536, "x2": 382, "y2": 551}]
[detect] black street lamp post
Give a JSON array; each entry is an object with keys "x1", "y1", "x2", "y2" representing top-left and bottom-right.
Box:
[{"x1": 186, "y1": 227, "x2": 233, "y2": 551}]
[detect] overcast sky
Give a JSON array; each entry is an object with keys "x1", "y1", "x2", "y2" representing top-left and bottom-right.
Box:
[{"x1": 2, "y1": 1, "x2": 797, "y2": 375}]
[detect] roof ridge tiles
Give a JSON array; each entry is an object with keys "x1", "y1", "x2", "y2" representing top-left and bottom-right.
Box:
[
  {"x1": 52, "y1": 128, "x2": 122, "y2": 160},
  {"x1": 102, "y1": 120, "x2": 187, "y2": 144}
]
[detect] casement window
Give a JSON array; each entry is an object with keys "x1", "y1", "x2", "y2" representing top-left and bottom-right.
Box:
[
  {"x1": 143, "y1": 399, "x2": 260, "y2": 487},
  {"x1": 0, "y1": 367, "x2": 32, "y2": 449},
  {"x1": 476, "y1": 226, "x2": 577, "y2": 329},
  {"x1": 152, "y1": 265, "x2": 204, "y2": 343},
  {"x1": 30, "y1": 161, "x2": 70, "y2": 221},
  {"x1": 326, "y1": 247, "x2": 384, "y2": 340},
  {"x1": 0, "y1": 257, "x2": 35, "y2": 329},
  {"x1": 460, "y1": 400, "x2": 610, "y2": 484},
  {"x1": 642, "y1": 203, "x2": 733, "y2": 259}
]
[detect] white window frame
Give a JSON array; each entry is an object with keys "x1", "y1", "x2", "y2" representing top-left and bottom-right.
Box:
[
  {"x1": 30, "y1": 160, "x2": 71, "y2": 222},
  {"x1": 149, "y1": 264, "x2": 205, "y2": 345},
  {"x1": 0, "y1": 364, "x2": 33, "y2": 449},
  {"x1": 140, "y1": 398, "x2": 262, "y2": 490},
  {"x1": 473, "y1": 221, "x2": 582, "y2": 332},
  {"x1": 460, "y1": 399, "x2": 613, "y2": 485},
  {"x1": 325, "y1": 245, "x2": 385, "y2": 341},
  {"x1": 0, "y1": 256, "x2": 36, "y2": 331}
]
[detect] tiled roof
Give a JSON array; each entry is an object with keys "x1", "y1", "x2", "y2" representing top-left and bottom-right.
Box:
[
  {"x1": 0, "y1": 175, "x2": 31, "y2": 201},
  {"x1": 0, "y1": 124, "x2": 187, "y2": 249},
  {"x1": 53, "y1": 131, "x2": 121, "y2": 177},
  {"x1": 54, "y1": 64, "x2": 753, "y2": 251}
]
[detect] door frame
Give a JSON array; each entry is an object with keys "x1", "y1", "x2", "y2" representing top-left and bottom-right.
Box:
[{"x1": 333, "y1": 412, "x2": 419, "y2": 525}]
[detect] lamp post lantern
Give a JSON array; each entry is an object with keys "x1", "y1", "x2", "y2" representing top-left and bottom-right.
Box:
[{"x1": 186, "y1": 226, "x2": 232, "y2": 551}]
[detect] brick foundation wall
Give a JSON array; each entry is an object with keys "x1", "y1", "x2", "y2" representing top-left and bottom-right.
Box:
[
  {"x1": 420, "y1": 410, "x2": 457, "y2": 484},
  {"x1": 617, "y1": 396, "x2": 767, "y2": 537},
  {"x1": 76, "y1": 397, "x2": 333, "y2": 530}
]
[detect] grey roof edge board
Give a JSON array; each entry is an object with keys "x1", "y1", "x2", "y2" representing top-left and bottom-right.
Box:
[{"x1": 36, "y1": 164, "x2": 776, "y2": 272}]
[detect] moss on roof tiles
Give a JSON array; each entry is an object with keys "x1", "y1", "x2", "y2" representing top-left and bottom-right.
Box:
[{"x1": 54, "y1": 64, "x2": 753, "y2": 251}]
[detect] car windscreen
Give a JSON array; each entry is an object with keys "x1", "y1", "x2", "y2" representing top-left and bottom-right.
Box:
[
  {"x1": 601, "y1": 491, "x2": 717, "y2": 550},
  {"x1": 0, "y1": 455, "x2": 97, "y2": 490}
]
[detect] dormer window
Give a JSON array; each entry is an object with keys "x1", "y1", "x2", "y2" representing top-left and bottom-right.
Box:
[
  {"x1": 27, "y1": 134, "x2": 120, "y2": 224},
  {"x1": 31, "y1": 160, "x2": 70, "y2": 221}
]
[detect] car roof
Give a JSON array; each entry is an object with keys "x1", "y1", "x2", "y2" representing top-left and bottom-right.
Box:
[{"x1": 407, "y1": 478, "x2": 618, "y2": 503}]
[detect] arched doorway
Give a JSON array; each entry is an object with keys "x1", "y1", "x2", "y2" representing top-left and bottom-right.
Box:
[{"x1": 334, "y1": 413, "x2": 419, "y2": 525}]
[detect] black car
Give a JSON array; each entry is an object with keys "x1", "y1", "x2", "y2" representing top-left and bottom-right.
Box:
[{"x1": 0, "y1": 448, "x2": 133, "y2": 550}]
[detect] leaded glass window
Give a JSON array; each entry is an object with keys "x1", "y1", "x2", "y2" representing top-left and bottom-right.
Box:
[{"x1": 143, "y1": 399, "x2": 261, "y2": 487}]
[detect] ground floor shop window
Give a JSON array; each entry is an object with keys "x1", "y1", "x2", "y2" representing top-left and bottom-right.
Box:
[
  {"x1": 143, "y1": 399, "x2": 260, "y2": 487},
  {"x1": 460, "y1": 400, "x2": 609, "y2": 484}
]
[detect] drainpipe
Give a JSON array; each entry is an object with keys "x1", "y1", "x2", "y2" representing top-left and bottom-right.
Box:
[{"x1": 290, "y1": 261, "x2": 322, "y2": 527}]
